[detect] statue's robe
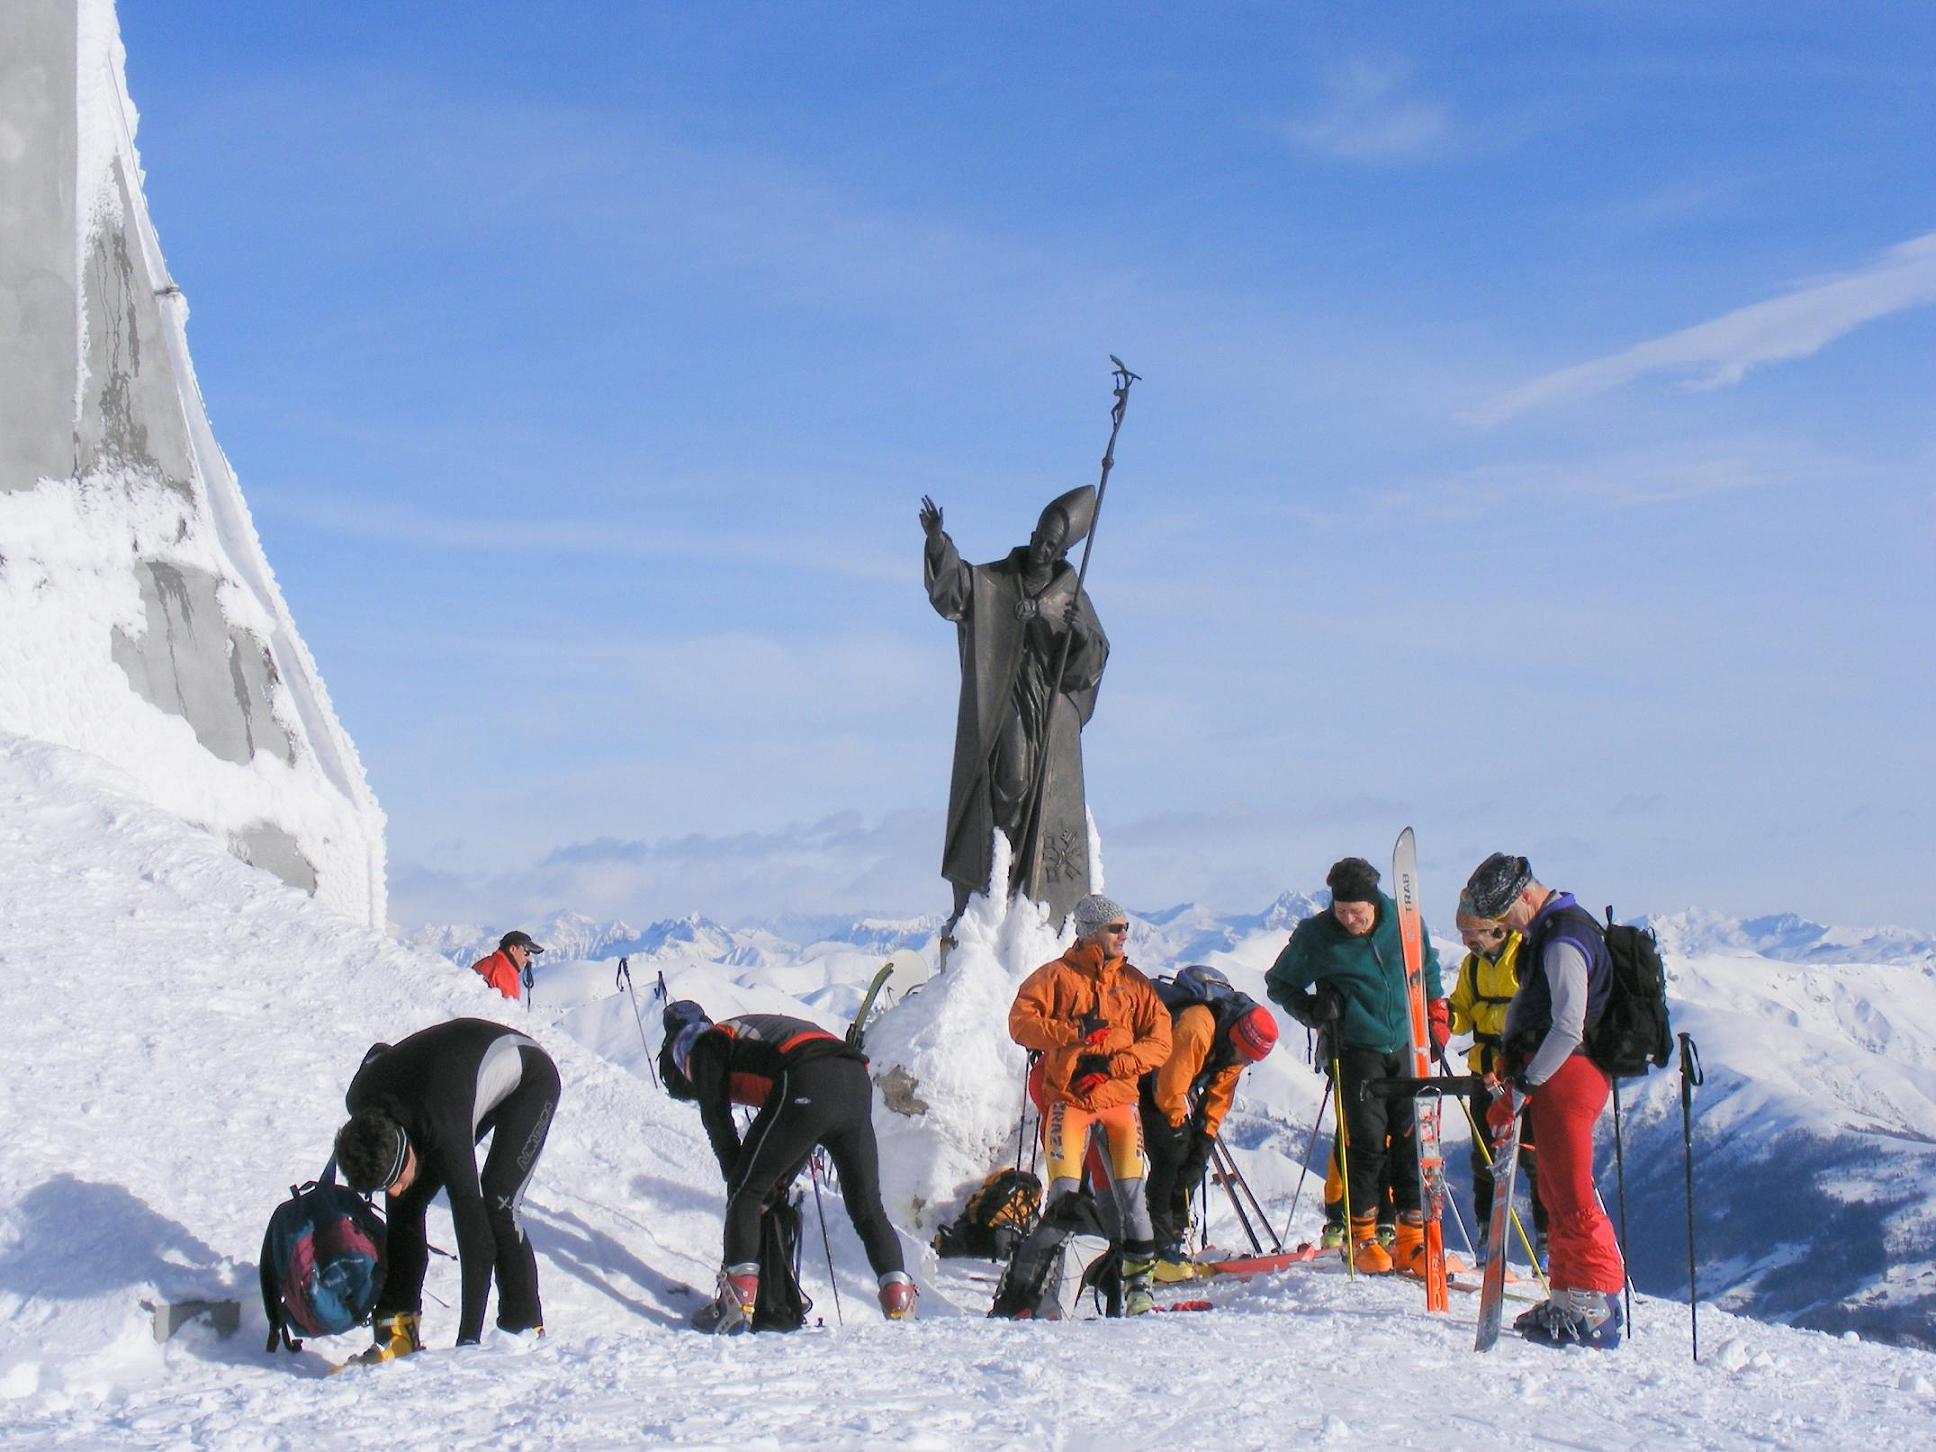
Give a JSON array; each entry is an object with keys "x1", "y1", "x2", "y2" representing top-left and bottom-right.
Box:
[{"x1": 925, "y1": 534, "x2": 1108, "y2": 926}]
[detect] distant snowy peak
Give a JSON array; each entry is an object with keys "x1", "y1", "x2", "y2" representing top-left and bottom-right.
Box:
[{"x1": 1645, "y1": 907, "x2": 1936, "y2": 967}]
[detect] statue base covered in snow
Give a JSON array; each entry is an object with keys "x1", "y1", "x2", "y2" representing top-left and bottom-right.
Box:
[{"x1": 863, "y1": 835, "x2": 1089, "y2": 1235}]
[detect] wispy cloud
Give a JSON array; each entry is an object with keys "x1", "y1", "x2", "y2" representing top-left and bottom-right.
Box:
[
  {"x1": 389, "y1": 810, "x2": 943, "y2": 927},
  {"x1": 257, "y1": 490, "x2": 907, "y2": 583},
  {"x1": 1277, "y1": 59, "x2": 1453, "y2": 163},
  {"x1": 1482, "y1": 231, "x2": 1936, "y2": 422}
]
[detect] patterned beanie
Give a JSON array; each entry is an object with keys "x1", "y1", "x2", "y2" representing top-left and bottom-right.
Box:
[{"x1": 1465, "y1": 853, "x2": 1533, "y2": 919}]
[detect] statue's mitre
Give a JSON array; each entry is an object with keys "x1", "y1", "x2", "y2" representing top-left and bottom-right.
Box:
[{"x1": 1038, "y1": 485, "x2": 1098, "y2": 550}]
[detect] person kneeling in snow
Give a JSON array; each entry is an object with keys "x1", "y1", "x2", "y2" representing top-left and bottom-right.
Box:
[
  {"x1": 658, "y1": 1001, "x2": 915, "y2": 1333},
  {"x1": 1008, "y1": 893, "x2": 1173, "y2": 1315},
  {"x1": 333, "y1": 1018, "x2": 559, "y2": 1361},
  {"x1": 1465, "y1": 852, "x2": 1624, "y2": 1349}
]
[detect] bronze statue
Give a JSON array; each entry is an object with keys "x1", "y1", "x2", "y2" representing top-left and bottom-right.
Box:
[{"x1": 921, "y1": 488, "x2": 1109, "y2": 934}]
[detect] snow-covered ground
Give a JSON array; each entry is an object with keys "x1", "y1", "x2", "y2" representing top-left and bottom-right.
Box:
[{"x1": 3, "y1": 729, "x2": 1934, "y2": 1449}]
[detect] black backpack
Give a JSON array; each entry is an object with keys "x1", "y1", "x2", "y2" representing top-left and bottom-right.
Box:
[
  {"x1": 1584, "y1": 908, "x2": 1673, "y2": 1079},
  {"x1": 753, "y1": 1194, "x2": 812, "y2": 1332},
  {"x1": 988, "y1": 1189, "x2": 1119, "y2": 1320},
  {"x1": 1151, "y1": 965, "x2": 1259, "y2": 1074},
  {"x1": 932, "y1": 1168, "x2": 1044, "y2": 1260}
]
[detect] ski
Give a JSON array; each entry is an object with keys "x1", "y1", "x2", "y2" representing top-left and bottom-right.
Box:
[
  {"x1": 1473, "y1": 1114, "x2": 1524, "y2": 1351},
  {"x1": 1195, "y1": 1246, "x2": 1323, "y2": 1277},
  {"x1": 1393, "y1": 827, "x2": 1449, "y2": 1312},
  {"x1": 845, "y1": 949, "x2": 926, "y2": 1050}
]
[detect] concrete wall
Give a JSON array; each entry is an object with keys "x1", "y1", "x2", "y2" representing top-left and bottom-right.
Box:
[
  {"x1": 0, "y1": 0, "x2": 79, "y2": 493},
  {"x1": 0, "y1": 0, "x2": 387, "y2": 926}
]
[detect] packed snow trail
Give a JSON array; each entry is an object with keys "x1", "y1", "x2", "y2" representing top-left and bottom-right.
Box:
[{"x1": 1, "y1": 730, "x2": 1933, "y2": 1449}]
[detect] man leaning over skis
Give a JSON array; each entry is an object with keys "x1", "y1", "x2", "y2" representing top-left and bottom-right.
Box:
[{"x1": 1464, "y1": 852, "x2": 1624, "y2": 1348}]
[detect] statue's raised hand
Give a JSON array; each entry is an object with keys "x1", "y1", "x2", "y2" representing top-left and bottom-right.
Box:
[{"x1": 919, "y1": 496, "x2": 944, "y2": 539}]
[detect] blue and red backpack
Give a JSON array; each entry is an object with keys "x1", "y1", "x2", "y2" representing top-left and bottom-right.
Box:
[{"x1": 258, "y1": 1158, "x2": 387, "y2": 1352}]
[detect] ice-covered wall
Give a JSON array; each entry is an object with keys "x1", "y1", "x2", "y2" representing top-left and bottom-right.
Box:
[{"x1": 0, "y1": 0, "x2": 386, "y2": 924}]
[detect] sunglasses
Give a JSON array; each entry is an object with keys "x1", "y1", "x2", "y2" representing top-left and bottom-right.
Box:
[{"x1": 1102, "y1": 922, "x2": 1129, "y2": 934}]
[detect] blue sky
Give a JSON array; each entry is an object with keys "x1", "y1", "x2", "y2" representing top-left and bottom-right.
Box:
[{"x1": 117, "y1": 2, "x2": 1935, "y2": 933}]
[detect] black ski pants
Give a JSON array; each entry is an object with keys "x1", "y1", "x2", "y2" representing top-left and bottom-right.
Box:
[
  {"x1": 1335, "y1": 1046, "x2": 1421, "y2": 1221},
  {"x1": 723, "y1": 1055, "x2": 904, "y2": 1279},
  {"x1": 379, "y1": 1043, "x2": 558, "y2": 1338},
  {"x1": 1138, "y1": 1086, "x2": 1210, "y2": 1253}
]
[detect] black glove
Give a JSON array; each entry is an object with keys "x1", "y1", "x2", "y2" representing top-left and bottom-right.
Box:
[
  {"x1": 1073, "y1": 1053, "x2": 1110, "y2": 1080},
  {"x1": 1176, "y1": 1129, "x2": 1213, "y2": 1190},
  {"x1": 1289, "y1": 984, "x2": 1342, "y2": 1030}
]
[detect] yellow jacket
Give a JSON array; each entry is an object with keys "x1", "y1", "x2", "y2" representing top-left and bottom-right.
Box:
[
  {"x1": 1447, "y1": 931, "x2": 1525, "y2": 1074},
  {"x1": 1009, "y1": 941, "x2": 1172, "y2": 1110},
  {"x1": 1149, "y1": 1002, "x2": 1244, "y2": 1138}
]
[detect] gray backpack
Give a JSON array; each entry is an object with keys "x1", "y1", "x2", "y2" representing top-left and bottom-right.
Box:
[{"x1": 987, "y1": 1191, "x2": 1116, "y2": 1320}]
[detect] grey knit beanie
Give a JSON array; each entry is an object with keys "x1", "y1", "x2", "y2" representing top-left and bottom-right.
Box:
[{"x1": 1071, "y1": 893, "x2": 1128, "y2": 940}]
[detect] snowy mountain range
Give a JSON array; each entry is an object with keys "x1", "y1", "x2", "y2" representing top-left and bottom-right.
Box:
[{"x1": 413, "y1": 897, "x2": 1936, "y2": 982}]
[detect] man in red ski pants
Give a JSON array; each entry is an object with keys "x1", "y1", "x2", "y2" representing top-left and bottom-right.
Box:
[{"x1": 1465, "y1": 853, "x2": 1625, "y2": 1349}]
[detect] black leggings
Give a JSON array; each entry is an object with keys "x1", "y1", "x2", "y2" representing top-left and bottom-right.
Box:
[
  {"x1": 380, "y1": 1044, "x2": 558, "y2": 1339},
  {"x1": 1139, "y1": 1090, "x2": 1209, "y2": 1251},
  {"x1": 723, "y1": 1056, "x2": 904, "y2": 1278}
]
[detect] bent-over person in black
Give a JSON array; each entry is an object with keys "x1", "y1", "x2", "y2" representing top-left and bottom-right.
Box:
[
  {"x1": 659, "y1": 1002, "x2": 914, "y2": 1332},
  {"x1": 334, "y1": 1017, "x2": 559, "y2": 1358}
]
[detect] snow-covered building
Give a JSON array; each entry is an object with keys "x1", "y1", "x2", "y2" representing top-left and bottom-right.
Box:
[{"x1": 0, "y1": 0, "x2": 384, "y2": 924}]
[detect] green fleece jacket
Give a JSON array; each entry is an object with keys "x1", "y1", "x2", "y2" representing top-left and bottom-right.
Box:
[{"x1": 1264, "y1": 893, "x2": 1443, "y2": 1056}]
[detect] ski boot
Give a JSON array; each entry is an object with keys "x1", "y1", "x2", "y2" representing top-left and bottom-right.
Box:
[
  {"x1": 1349, "y1": 1214, "x2": 1393, "y2": 1274},
  {"x1": 1152, "y1": 1233, "x2": 1197, "y2": 1284},
  {"x1": 1515, "y1": 1288, "x2": 1623, "y2": 1349},
  {"x1": 1320, "y1": 1218, "x2": 1347, "y2": 1252},
  {"x1": 1376, "y1": 1219, "x2": 1397, "y2": 1249},
  {"x1": 344, "y1": 1311, "x2": 422, "y2": 1367},
  {"x1": 1390, "y1": 1211, "x2": 1428, "y2": 1279},
  {"x1": 691, "y1": 1263, "x2": 759, "y2": 1335},
  {"x1": 878, "y1": 1271, "x2": 917, "y2": 1321},
  {"x1": 1120, "y1": 1249, "x2": 1157, "y2": 1316}
]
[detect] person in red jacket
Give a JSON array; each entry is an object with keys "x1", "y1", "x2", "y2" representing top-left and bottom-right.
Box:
[{"x1": 470, "y1": 930, "x2": 543, "y2": 1002}]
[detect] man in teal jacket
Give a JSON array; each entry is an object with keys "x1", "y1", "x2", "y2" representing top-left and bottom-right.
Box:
[{"x1": 1266, "y1": 857, "x2": 1447, "y2": 1276}]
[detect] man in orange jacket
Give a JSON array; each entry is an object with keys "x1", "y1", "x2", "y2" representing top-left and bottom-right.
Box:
[
  {"x1": 470, "y1": 930, "x2": 543, "y2": 1002},
  {"x1": 1008, "y1": 893, "x2": 1172, "y2": 1314}
]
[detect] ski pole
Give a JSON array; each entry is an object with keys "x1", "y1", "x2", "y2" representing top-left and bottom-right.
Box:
[
  {"x1": 1611, "y1": 1079, "x2": 1634, "y2": 1336},
  {"x1": 1679, "y1": 1032, "x2": 1704, "y2": 1362},
  {"x1": 615, "y1": 957, "x2": 660, "y2": 1087},
  {"x1": 1211, "y1": 1130, "x2": 1284, "y2": 1252},
  {"x1": 808, "y1": 1153, "x2": 844, "y2": 1326},
  {"x1": 1013, "y1": 1053, "x2": 1037, "y2": 1175},
  {"x1": 1207, "y1": 1135, "x2": 1265, "y2": 1254},
  {"x1": 1333, "y1": 1058, "x2": 1354, "y2": 1278},
  {"x1": 1013, "y1": 357, "x2": 1139, "y2": 889},
  {"x1": 1279, "y1": 1077, "x2": 1333, "y2": 1248}
]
